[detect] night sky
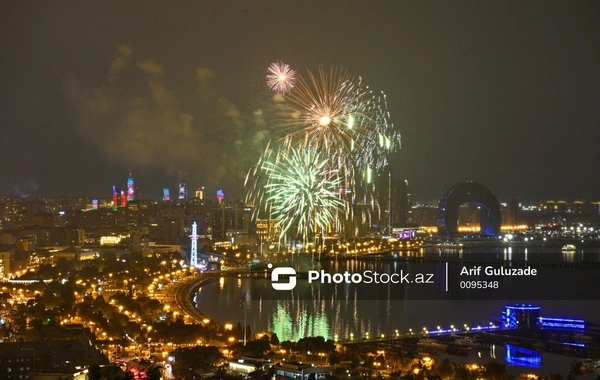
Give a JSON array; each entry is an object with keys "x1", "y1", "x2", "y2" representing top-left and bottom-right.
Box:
[{"x1": 1, "y1": 1, "x2": 598, "y2": 202}]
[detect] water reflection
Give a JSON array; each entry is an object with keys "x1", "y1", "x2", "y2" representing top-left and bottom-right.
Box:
[
  {"x1": 423, "y1": 247, "x2": 600, "y2": 262},
  {"x1": 195, "y1": 249, "x2": 600, "y2": 342},
  {"x1": 505, "y1": 344, "x2": 542, "y2": 368},
  {"x1": 196, "y1": 275, "x2": 510, "y2": 342},
  {"x1": 563, "y1": 251, "x2": 575, "y2": 262}
]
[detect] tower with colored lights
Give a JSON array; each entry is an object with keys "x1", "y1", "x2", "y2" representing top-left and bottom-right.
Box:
[
  {"x1": 120, "y1": 190, "x2": 127, "y2": 207},
  {"x1": 195, "y1": 187, "x2": 205, "y2": 200},
  {"x1": 189, "y1": 221, "x2": 198, "y2": 267},
  {"x1": 127, "y1": 174, "x2": 135, "y2": 201},
  {"x1": 179, "y1": 183, "x2": 187, "y2": 200},
  {"x1": 112, "y1": 186, "x2": 119, "y2": 210}
]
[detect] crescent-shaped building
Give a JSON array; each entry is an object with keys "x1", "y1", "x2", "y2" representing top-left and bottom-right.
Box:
[{"x1": 437, "y1": 181, "x2": 502, "y2": 236}]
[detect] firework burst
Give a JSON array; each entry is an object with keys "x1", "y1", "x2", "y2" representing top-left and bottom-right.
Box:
[
  {"x1": 266, "y1": 61, "x2": 296, "y2": 94},
  {"x1": 247, "y1": 142, "x2": 346, "y2": 240},
  {"x1": 275, "y1": 66, "x2": 400, "y2": 175},
  {"x1": 248, "y1": 64, "x2": 401, "y2": 239}
]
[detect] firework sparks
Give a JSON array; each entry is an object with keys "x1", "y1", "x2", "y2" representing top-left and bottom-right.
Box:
[
  {"x1": 248, "y1": 64, "x2": 401, "y2": 240},
  {"x1": 266, "y1": 61, "x2": 296, "y2": 94},
  {"x1": 250, "y1": 143, "x2": 346, "y2": 240},
  {"x1": 274, "y1": 66, "x2": 400, "y2": 174}
]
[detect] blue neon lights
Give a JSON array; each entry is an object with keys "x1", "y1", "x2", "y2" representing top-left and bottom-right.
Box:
[
  {"x1": 539, "y1": 317, "x2": 585, "y2": 330},
  {"x1": 502, "y1": 305, "x2": 585, "y2": 331},
  {"x1": 561, "y1": 342, "x2": 585, "y2": 347},
  {"x1": 505, "y1": 344, "x2": 541, "y2": 368},
  {"x1": 505, "y1": 306, "x2": 541, "y2": 311}
]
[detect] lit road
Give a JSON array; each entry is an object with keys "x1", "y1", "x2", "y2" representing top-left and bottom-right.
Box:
[{"x1": 174, "y1": 275, "x2": 213, "y2": 323}]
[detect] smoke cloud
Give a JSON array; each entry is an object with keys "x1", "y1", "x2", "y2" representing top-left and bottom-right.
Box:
[
  {"x1": 109, "y1": 45, "x2": 132, "y2": 75},
  {"x1": 66, "y1": 45, "x2": 274, "y2": 198}
]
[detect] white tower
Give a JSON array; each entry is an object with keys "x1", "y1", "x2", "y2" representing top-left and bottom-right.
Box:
[{"x1": 189, "y1": 222, "x2": 198, "y2": 267}]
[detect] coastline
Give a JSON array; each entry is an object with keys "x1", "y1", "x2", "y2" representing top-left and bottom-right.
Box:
[{"x1": 174, "y1": 274, "x2": 219, "y2": 323}]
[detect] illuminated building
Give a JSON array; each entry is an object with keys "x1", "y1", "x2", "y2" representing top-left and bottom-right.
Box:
[
  {"x1": 0, "y1": 340, "x2": 104, "y2": 380},
  {"x1": 502, "y1": 304, "x2": 585, "y2": 331},
  {"x1": 274, "y1": 362, "x2": 333, "y2": 380},
  {"x1": 503, "y1": 305, "x2": 541, "y2": 329},
  {"x1": 91, "y1": 199, "x2": 98, "y2": 210},
  {"x1": 163, "y1": 188, "x2": 170, "y2": 201},
  {"x1": 216, "y1": 189, "x2": 224, "y2": 203},
  {"x1": 211, "y1": 200, "x2": 252, "y2": 241},
  {"x1": 127, "y1": 174, "x2": 135, "y2": 201},
  {"x1": 178, "y1": 183, "x2": 187, "y2": 200},
  {"x1": 0, "y1": 251, "x2": 14, "y2": 277},
  {"x1": 195, "y1": 186, "x2": 205, "y2": 199},
  {"x1": 229, "y1": 360, "x2": 265, "y2": 375},
  {"x1": 437, "y1": 181, "x2": 502, "y2": 236},
  {"x1": 112, "y1": 186, "x2": 119, "y2": 210},
  {"x1": 100, "y1": 235, "x2": 123, "y2": 245},
  {"x1": 539, "y1": 317, "x2": 585, "y2": 330},
  {"x1": 120, "y1": 190, "x2": 127, "y2": 207},
  {"x1": 256, "y1": 218, "x2": 281, "y2": 243},
  {"x1": 21, "y1": 227, "x2": 84, "y2": 247},
  {"x1": 411, "y1": 205, "x2": 437, "y2": 226}
]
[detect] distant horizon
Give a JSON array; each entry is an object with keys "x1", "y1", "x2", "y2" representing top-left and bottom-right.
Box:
[{"x1": 1, "y1": 188, "x2": 599, "y2": 204}]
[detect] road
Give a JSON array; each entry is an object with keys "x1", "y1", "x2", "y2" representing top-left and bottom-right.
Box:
[{"x1": 173, "y1": 275, "x2": 216, "y2": 323}]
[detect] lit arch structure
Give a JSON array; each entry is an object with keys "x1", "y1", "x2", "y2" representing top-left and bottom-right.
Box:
[{"x1": 436, "y1": 181, "x2": 502, "y2": 236}]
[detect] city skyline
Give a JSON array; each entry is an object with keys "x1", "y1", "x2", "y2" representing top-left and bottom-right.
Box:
[
  {"x1": 2, "y1": 173, "x2": 599, "y2": 205},
  {"x1": 1, "y1": 3, "x2": 599, "y2": 379},
  {"x1": 1, "y1": 2, "x2": 598, "y2": 201}
]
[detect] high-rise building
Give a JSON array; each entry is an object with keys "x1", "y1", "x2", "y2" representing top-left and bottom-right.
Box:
[
  {"x1": 163, "y1": 188, "x2": 170, "y2": 201},
  {"x1": 195, "y1": 187, "x2": 205, "y2": 200},
  {"x1": 211, "y1": 200, "x2": 251, "y2": 241},
  {"x1": 509, "y1": 198, "x2": 520, "y2": 225},
  {"x1": 112, "y1": 186, "x2": 119, "y2": 210},
  {"x1": 127, "y1": 174, "x2": 135, "y2": 201},
  {"x1": 377, "y1": 166, "x2": 393, "y2": 234},
  {"x1": 0, "y1": 251, "x2": 14, "y2": 277},
  {"x1": 32, "y1": 212, "x2": 53, "y2": 227},
  {"x1": 411, "y1": 205, "x2": 437, "y2": 226},
  {"x1": 120, "y1": 191, "x2": 127, "y2": 208},
  {"x1": 395, "y1": 179, "x2": 412, "y2": 226},
  {"x1": 178, "y1": 183, "x2": 187, "y2": 200}
]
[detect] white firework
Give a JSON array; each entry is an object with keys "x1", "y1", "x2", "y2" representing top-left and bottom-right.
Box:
[{"x1": 266, "y1": 61, "x2": 296, "y2": 94}]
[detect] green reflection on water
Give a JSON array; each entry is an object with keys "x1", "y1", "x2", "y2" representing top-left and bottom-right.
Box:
[{"x1": 270, "y1": 303, "x2": 330, "y2": 341}]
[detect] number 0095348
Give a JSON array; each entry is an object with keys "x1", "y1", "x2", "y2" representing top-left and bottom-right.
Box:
[{"x1": 459, "y1": 280, "x2": 499, "y2": 289}]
